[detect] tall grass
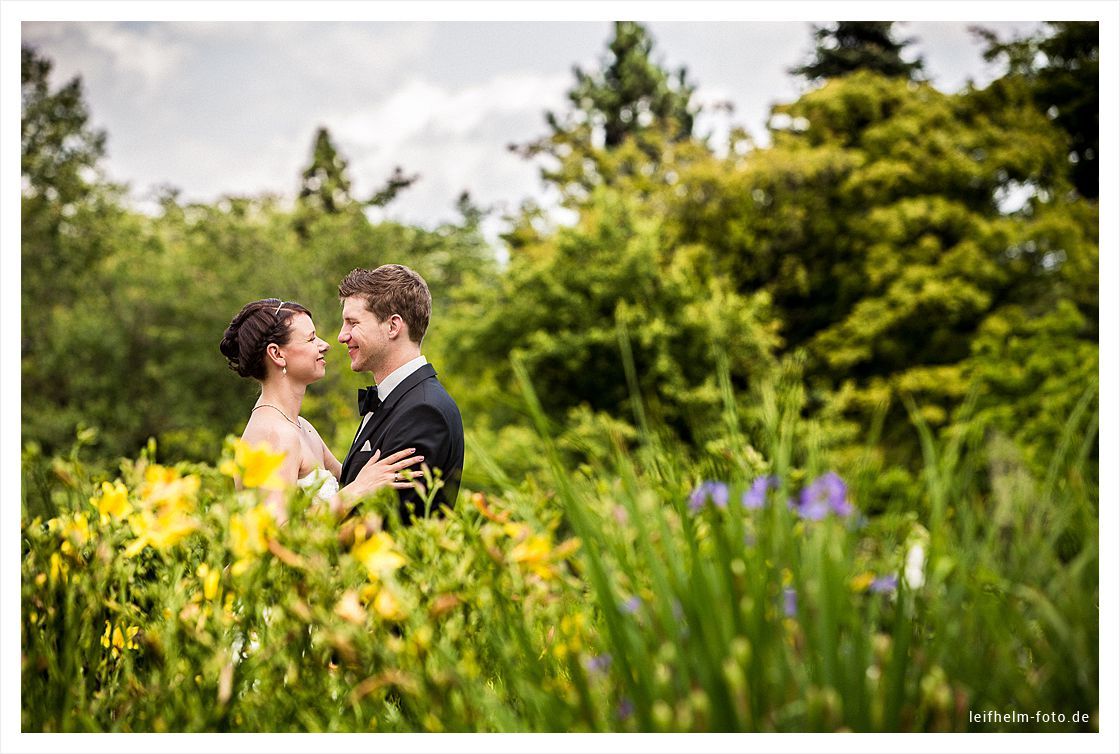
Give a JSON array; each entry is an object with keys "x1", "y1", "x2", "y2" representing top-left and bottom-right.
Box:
[{"x1": 20, "y1": 372, "x2": 1098, "y2": 731}]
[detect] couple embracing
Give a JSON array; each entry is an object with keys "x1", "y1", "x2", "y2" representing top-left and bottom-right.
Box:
[{"x1": 218, "y1": 264, "x2": 464, "y2": 526}]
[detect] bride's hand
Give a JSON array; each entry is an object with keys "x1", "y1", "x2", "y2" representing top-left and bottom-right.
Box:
[
  {"x1": 330, "y1": 447, "x2": 425, "y2": 518},
  {"x1": 355, "y1": 447, "x2": 425, "y2": 492}
]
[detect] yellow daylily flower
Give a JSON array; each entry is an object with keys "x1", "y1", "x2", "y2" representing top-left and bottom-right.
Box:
[
  {"x1": 229, "y1": 504, "x2": 275, "y2": 575},
  {"x1": 502, "y1": 522, "x2": 530, "y2": 540},
  {"x1": 510, "y1": 534, "x2": 556, "y2": 579},
  {"x1": 373, "y1": 586, "x2": 408, "y2": 621},
  {"x1": 197, "y1": 563, "x2": 221, "y2": 601},
  {"x1": 51, "y1": 512, "x2": 91, "y2": 552},
  {"x1": 352, "y1": 531, "x2": 407, "y2": 582},
  {"x1": 139, "y1": 464, "x2": 200, "y2": 511},
  {"x1": 123, "y1": 505, "x2": 200, "y2": 558},
  {"x1": 48, "y1": 552, "x2": 67, "y2": 584},
  {"x1": 91, "y1": 480, "x2": 132, "y2": 524},
  {"x1": 223, "y1": 439, "x2": 287, "y2": 490},
  {"x1": 101, "y1": 621, "x2": 140, "y2": 656}
]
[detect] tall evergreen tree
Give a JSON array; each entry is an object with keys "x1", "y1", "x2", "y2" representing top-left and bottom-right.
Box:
[
  {"x1": 791, "y1": 22, "x2": 925, "y2": 83},
  {"x1": 513, "y1": 21, "x2": 701, "y2": 204},
  {"x1": 567, "y1": 20, "x2": 696, "y2": 150},
  {"x1": 297, "y1": 127, "x2": 354, "y2": 214}
]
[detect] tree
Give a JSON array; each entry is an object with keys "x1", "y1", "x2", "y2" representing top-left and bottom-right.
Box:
[
  {"x1": 791, "y1": 22, "x2": 924, "y2": 83},
  {"x1": 445, "y1": 186, "x2": 779, "y2": 459},
  {"x1": 367, "y1": 165, "x2": 420, "y2": 208},
  {"x1": 297, "y1": 127, "x2": 354, "y2": 214},
  {"x1": 512, "y1": 21, "x2": 701, "y2": 204},
  {"x1": 21, "y1": 45, "x2": 129, "y2": 452},
  {"x1": 21, "y1": 44, "x2": 119, "y2": 318},
  {"x1": 974, "y1": 22, "x2": 1098, "y2": 199},
  {"x1": 665, "y1": 69, "x2": 1096, "y2": 485}
]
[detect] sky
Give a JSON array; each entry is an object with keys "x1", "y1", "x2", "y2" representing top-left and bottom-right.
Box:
[{"x1": 20, "y1": 17, "x2": 1048, "y2": 243}]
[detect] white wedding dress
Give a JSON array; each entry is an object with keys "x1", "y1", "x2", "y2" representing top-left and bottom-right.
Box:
[{"x1": 296, "y1": 467, "x2": 339, "y2": 503}]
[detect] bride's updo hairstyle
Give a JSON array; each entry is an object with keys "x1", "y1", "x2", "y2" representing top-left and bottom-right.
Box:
[{"x1": 220, "y1": 298, "x2": 312, "y2": 380}]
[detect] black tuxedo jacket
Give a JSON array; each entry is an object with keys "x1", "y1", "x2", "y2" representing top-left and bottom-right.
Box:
[{"x1": 339, "y1": 364, "x2": 464, "y2": 522}]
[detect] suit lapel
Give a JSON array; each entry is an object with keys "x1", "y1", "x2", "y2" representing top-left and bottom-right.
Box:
[{"x1": 341, "y1": 364, "x2": 438, "y2": 482}]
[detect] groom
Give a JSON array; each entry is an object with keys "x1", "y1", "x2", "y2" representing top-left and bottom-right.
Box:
[{"x1": 336, "y1": 264, "x2": 464, "y2": 523}]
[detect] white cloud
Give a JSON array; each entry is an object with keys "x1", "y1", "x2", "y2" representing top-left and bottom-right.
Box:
[
  {"x1": 323, "y1": 70, "x2": 570, "y2": 222},
  {"x1": 331, "y1": 71, "x2": 568, "y2": 150},
  {"x1": 78, "y1": 23, "x2": 188, "y2": 92}
]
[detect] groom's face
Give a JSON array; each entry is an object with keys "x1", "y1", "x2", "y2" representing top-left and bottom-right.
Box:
[{"x1": 338, "y1": 296, "x2": 386, "y2": 374}]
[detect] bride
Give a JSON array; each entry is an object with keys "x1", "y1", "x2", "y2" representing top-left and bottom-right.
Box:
[{"x1": 219, "y1": 297, "x2": 422, "y2": 524}]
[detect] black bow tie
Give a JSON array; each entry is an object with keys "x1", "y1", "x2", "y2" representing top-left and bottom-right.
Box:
[{"x1": 357, "y1": 386, "x2": 381, "y2": 415}]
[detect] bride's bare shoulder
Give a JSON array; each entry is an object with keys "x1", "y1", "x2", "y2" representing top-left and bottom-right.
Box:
[{"x1": 241, "y1": 412, "x2": 301, "y2": 454}]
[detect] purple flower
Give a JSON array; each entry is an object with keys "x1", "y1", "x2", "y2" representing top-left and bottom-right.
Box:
[
  {"x1": 688, "y1": 480, "x2": 729, "y2": 512},
  {"x1": 782, "y1": 587, "x2": 798, "y2": 618},
  {"x1": 585, "y1": 653, "x2": 612, "y2": 673},
  {"x1": 742, "y1": 475, "x2": 778, "y2": 509},
  {"x1": 617, "y1": 698, "x2": 634, "y2": 720},
  {"x1": 620, "y1": 596, "x2": 643, "y2": 615},
  {"x1": 869, "y1": 574, "x2": 898, "y2": 594},
  {"x1": 791, "y1": 472, "x2": 853, "y2": 520}
]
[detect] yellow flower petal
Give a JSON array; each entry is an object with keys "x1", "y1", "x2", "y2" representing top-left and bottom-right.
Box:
[
  {"x1": 351, "y1": 531, "x2": 406, "y2": 581},
  {"x1": 373, "y1": 587, "x2": 407, "y2": 621},
  {"x1": 232, "y1": 439, "x2": 288, "y2": 490}
]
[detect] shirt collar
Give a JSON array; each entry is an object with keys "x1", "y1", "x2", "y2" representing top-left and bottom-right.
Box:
[{"x1": 376, "y1": 355, "x2": 428, "y2": 402}]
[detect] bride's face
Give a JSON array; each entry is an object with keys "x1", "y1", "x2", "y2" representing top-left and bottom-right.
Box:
[{"x1": 280, "y1": 313, "x2": 330, "y2": 384}]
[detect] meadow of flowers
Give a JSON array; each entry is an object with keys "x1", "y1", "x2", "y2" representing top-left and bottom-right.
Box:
[{"x1": 20, "y1": 386, "x2": 1098, "y2": 733}]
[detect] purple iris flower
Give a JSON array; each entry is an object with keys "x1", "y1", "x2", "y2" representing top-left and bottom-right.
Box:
[
  {"x1": 742, "y1": 475, "x2": 778, "y2": 509},
  {"x1": 585, "y1": 653, "x2": 612, "y2": 673},
  {"x1": 791, "y1": 472, "x2": 853, "y2": 520},
  {"x1": 782, "y1": 587, "x2": 798, "y2": 617},
  {"x1": 688, "y1": 481, "x2": 730, "y2": 512},
  {"x1": 869, "y1": 574, "x2": 899, "y2": 594}
]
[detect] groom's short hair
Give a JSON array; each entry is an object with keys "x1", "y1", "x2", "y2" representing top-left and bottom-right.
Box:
[{"x1": 339, "y1": 264, "x2": 431, "y2": 344}]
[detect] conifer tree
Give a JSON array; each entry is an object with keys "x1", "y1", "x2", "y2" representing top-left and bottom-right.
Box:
[
  {"x1": 791, "y1": 22, "x2": 924, "y2": 83},
  {"x1": 513, "y1": 21, "x2": 701, "y2": 203},
  {"x1": 297, "y1": 127, "x2": 354, "y2": 214}
]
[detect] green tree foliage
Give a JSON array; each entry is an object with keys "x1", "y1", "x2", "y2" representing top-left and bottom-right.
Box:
[
  {"x1": 974, "y1": 21, "x2": 1099, "y2": 199},
  {"x1": 668, "y1": 70, "x2": 1096, "y2": 483},
  {"x1": 446, "y1": 188, "x2": 779, "y2": 456},
  {"x1": 791, "y1": 22, "x2": 925, "y2": 83},
  {"x1": 21, "y1": 44, "x2": 132, "y2": 451},
  {"x1": 456, "y1": 23, "x2": 775, "y2": 463},
  {"x1": 513, "y1": 21, "x2": 700, "y2": 204},
  {"x1": 21, "y1": 44, "x2": 120, "y2": 321}
]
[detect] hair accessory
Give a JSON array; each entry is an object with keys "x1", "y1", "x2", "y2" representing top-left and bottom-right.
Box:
[{"x1": 274, "y1": 300, "x2": 287, "y2": 315}]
